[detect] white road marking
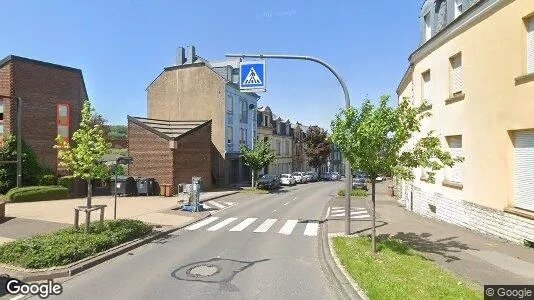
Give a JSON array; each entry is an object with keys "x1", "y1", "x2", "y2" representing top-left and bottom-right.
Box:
[
  {"x1": 283, "y1": 202, "x2": 289, "y2": 206},
  {"x1": 185, "y1": 217, "x2": 219, "y2": 230},
  {"x1": 206, "y1": 217, "x2": 238, "y2": 231},
  {"x1": 229, "y1": 218, "x2": 257, "y2": 232},
  {"x1": 304, "y1": 221, "x2": 319, "y2": 236},
  {"x1": 325, "y1": 206, "x2": 331, "y2": 219},
  {"x1": 278, "y1": 220, "x2": 299, "y2": 235},
  {"x1": 253, "y1": 219, "x2": 277, "y2": 233},
  {"x1": 207, "y1": 201, "x2": 226, "y2": 209},
  {"x1": 331, "y1": 213, "x2": 371, "y2": 219},
  {"x1": 223, "y1": 202, "x2": 235, "y2": 206},
  {"x1": 11, "y1": 295, "x2": 25, "y2": 300},
  {"x1": 202, "y1": 203, "x2": 212, "y2": 209},
  {"x1": 272, "y1": 209, "x2": 277, "y2": 212}
]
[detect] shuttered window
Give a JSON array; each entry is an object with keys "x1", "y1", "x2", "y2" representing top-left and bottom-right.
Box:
[
  {"x1": 450, "y1": 54, "x2": 463, "y2": 95},
  {"x1": 422, "y1": 71, "x2": 431, "y2": 105},
  {"x1": 528, "y1": 17, "x2": 534, "y2": 74},
  {"x1": 514, "y1": 130, "x2": 534, "y2": 211},
  {"x1": 446, "y1": 136, "x2": 463, "y2": 183}
]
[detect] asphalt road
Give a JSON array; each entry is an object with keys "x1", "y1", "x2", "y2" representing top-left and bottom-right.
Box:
[{"x1": 52, "y1": 181, "x2": 344, "y2": 300}]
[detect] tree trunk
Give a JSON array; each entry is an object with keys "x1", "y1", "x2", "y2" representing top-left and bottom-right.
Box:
[
  {"x1": 85, "y1": 179, "x2": 92, "y2": 233},
  {"x1": 251, "y1": 169, "x2": 256, "y2": 188},
  {"x1": 371, "y1": 179, "x2": 376, "y2": 253}
]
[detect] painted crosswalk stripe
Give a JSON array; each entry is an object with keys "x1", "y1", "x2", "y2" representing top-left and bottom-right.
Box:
[
  {"x1": 304, "y1": 221, "x2": 319, "y2": 236},
  {"x1": 202, "y1": 203, "x2": 212, "y2": 209},
  {"x1": 185, "y1": 217, "x2": 219, "y2": 230},
  {"x1": 331, "y1": 212, "x2": 370, "y2": 217},
  {"x1": 229, "y1": 218, "x2": 257, "y2": 232},
  {"x1": 207, "y1": 201, "x2": 226, "y2": 209},
  {"x1": 253, "y1": 219, "x2": 277, "y2": 233},
  {"x1": 351, "y1": 215, "x2": 371, "y2": 219},
  {"x1": 278, "y1": 220, "x2": 299, "y2": 235},
  {"x1": 207, "y1": 217, "x2": 238, "y2": 231},
  {"x1": 223, "y1": 202, "x2": 235, "y2": 206}
]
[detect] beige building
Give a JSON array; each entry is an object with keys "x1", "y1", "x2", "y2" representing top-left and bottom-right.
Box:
[
  {"x1": 396, "y1": 0, "x2": 534, "y2": 244},
  {"x1": 147, "y1": 46, "x2": 259, "y2": 187},
  {"x1": 257, "y1": 106, "x2": 293, "y2": 176}
]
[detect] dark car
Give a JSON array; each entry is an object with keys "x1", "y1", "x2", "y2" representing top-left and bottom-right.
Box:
[
  {"x1": 257, "y1": 174, "x2": 281, "y2": 190},
  {"x1": 321, "y1": 172, "x2": 333, "y2": 181},
  {"x1": 352, "y1": 177, "x2": 368, "y2": 190}
]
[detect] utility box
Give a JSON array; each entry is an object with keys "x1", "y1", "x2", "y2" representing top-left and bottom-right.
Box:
[
  {"x1": 111, "y1": 176, "x2": 137, "y2": 196},
  {"x1": 136, "y1": 177, "x2": 157, "y2": 196}
]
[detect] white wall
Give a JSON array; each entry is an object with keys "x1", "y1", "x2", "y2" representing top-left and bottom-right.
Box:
[{"x1": 225, "y1": 85, "x2": 258, "y2": 153}]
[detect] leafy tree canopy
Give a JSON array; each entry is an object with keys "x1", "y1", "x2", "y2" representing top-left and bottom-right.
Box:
[
  {"x1": 303, "y1": 126, "x2": 332, "y2": 170},
  {"x1": 240, "y1": 139, "x2": 276, "y2": 187}
]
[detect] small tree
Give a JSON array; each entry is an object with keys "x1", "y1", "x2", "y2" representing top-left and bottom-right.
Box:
[
  {"x1": 55, "y1": 100, "x2": 110, "y2": 232},
  {"x1": 0, "y1": 135, "x2": 43, "y2": 193},
  {"x1": 303, "y1": 126, "x2": 332, "y2": 171},
  {"x1": 240, "y1": 139, "x2": 276, "y2": 187},
  {"x1": 331, "y1": 95, "x2": 462, "y2": 252}
]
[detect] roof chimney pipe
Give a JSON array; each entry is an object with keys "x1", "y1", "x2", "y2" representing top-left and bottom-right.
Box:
[
  {"x1": 176, "y1": 47, "x2": 185, "y2": 66},
  {"x1": 186, "y1": 45, "x2": 196, "y2": 64}
]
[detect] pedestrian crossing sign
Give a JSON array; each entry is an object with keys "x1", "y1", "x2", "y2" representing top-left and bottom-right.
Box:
[{"x1": 239, "y1": 61, "x2": 266, "y2": 92}]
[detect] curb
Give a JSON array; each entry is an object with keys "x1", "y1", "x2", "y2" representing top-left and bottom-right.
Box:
[
  {"x1": 1, "y1": 213, "x2": 212, "y2": 282},
  {"x1": 318, "y1": 197, "x2": 367, "y2": 300},
  {"x1": 200, "y1": 191, "x2": 239, "y2": 203}
]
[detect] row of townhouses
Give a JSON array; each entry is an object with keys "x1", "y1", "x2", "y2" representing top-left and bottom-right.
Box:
[{"x1": 396, "y1": 0, "x2": 534, "y2": 244}]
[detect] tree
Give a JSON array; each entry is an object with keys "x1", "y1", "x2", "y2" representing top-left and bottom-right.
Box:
[
  {"x1": 90, "y1": 112, "x2": 110, "y2": 140},
  {"x1": 331, "y1": 95, "x2": 462, "y2": 252},
  {"x1": 55, "y1": 100, "x2": 110, "y2": 232},
  {"x1": 108, "y1": 125, "x2": 127, "y2": 140},
  {"x1": 240, "y1": 139, "x2": 276, "y2": 187},
  {"x1": 0, "y1": 135, "x2": 44, "y2": 193},
  {"x1": 303, "y1": 126, "x2": 332, "y2": 171}
]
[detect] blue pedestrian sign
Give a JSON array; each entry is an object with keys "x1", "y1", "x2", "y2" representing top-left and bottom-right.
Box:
[{"x1": 239, "y1": 61, "x2": 266, "y2": 92}]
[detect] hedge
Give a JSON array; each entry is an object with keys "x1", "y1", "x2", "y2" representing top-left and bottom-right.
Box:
[
  {"x1": 0, "y1": 219, "x2": 152, "y2": 269},
  {"x1": 5, "y1": 186, "x2": 69, "y2": 203},
  {"x1": 337, "y1": 189, "x2": 368, "y2": 197},
  {"x1": 39, "y1": 174, "x2": 57, "y2": 186},
  {"x1": 57, "y1": 175, "x2": 77, "y2": 190}
]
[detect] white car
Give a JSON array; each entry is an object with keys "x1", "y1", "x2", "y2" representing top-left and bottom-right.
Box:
[
  {"x1": 280, "y1": 174, "x2": 296, "y2": 186},
  {"x1": 375, "y1": 176, "x2": 383, "y2": 182},
  {"x1": 292, "y1": 172, "x2": 307, "y2": 183}
]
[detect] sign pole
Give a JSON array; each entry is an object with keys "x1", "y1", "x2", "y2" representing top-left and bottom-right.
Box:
[{"x1": 228, "y1": 53, "x2": 353, "y2": 235}]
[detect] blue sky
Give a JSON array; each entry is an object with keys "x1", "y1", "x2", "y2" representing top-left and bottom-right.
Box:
[{"x1": 2, "y1": 0, "x2": 422, "y2": 130}]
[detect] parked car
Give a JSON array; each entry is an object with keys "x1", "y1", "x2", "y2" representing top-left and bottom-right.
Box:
[
  {"x1": 257, "y1": 174, "x2": 281, "y2": 190},
  {"x1": 331, "y1": 172, "x2": 341, "y2": 180},
  {"x1": 306, "y1": 171, "x2": 318, "y2": 182},
  {"x1": 321, "y1": 172, "x2": 333, "y2": 181},
  {"x1": 292, "y1": 172, "x2": 307, "y2": 184},
  {"x1": 303, "y1": 172, "x2": 314, "y2": 182},
  {"x1": 375, "y1": 176, "x2": 383, "y2": 182},
  {"x1": 280, "y1": 174, "x2": 296, "y2": 186},
  {"x1": 353, "y1": 177, "x2": 368, "y2": 190}
]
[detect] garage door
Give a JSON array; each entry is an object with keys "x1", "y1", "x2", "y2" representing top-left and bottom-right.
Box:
[{"x1": 514, "y1": 130, "x2": 534, "y2": 212}]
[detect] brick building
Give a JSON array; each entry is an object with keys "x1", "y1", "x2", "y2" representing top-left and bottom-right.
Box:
[
  {"x1": 0, "y1": 55, "x2": 86, "y2": 172},
  {"x1": 127, "y1": 116, "x2": 212, "y2": 192}
]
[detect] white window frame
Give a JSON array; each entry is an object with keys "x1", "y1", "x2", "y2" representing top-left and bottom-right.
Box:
[
  {"x1": 424, "y1": 13, "x2": 431, "y2": 41},
  {"x1": 445, "y1": 136, "x2": 463, "y2": 183},
  {"x1": 450, "y1": 53, "x2": 463, "y2": 95},
  {"x1": 422, "y1": 70, "x2": 431, "y2": 105},
  {"x1": 240, "y1": 99, "x2": 248, "y2": 123},
  {"x1": 227, "y1": 126, "x2": 233, "y2": 144},
  {"x1": 226, "y1": 93, "x2": 233, "y2": 114},
  {"x1": 454, "y1": 0, "x2": 463, "y2": 19},
  {"x1": 276, "y1": 140, "x2": 281, "y2": 156},
  {"x1": 527, "y1": 17, "x2": 534, "y2": 74}
]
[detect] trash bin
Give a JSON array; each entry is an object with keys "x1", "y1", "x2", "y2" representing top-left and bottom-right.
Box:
[
  {"x1": 136, "y1": 177, "x2": 157, "y2": 196},
  {"x1": 160, "y1": 184, "x2": 172, "y2": 197},
  {"x1": 111, "y1": 176, "x2": 137, "y2": 196}
]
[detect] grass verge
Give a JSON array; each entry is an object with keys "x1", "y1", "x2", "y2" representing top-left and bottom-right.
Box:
[
  {"x1": 337, "y1": 189, "x2": 368, "y2": 197},
  {"x1": 240, "y1": 187, "x2": 270, "y2": 194},
  {"x1": 0, "y1": 219, "x2": 152, "y2": 269},
  {"x1": 332, "y1": 236, "x2": 482, "y2": 300}
]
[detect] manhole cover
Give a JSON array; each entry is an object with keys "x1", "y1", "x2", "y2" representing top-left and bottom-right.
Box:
[{"x1": 186, "y1": 264, "x2": 221, "y2": 278}]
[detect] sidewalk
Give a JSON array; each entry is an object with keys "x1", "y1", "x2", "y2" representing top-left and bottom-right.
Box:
[
  {"x1": 328, "y1": 182, "x2": 534, "y2": 287},
  {"x1": 0, "y1": 190, "x2": 238, "y2": 245}
]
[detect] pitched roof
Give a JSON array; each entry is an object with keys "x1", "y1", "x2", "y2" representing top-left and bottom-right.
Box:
[
  {"x1": 127, "y1": 116, "x2": 211, "y2": 140},
  {"x1": 0, "y1": 55, "x2": 83, "y2": 74}
]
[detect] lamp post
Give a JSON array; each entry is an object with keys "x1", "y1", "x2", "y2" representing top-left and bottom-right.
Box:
[{"x1": 226, "y1": 53, "x2": 353, "y2": 235}]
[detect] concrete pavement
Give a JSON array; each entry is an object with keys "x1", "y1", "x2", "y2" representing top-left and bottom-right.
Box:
[
  {"x1": 50, "y1": 182, "x2": 344, "y2": 299},
  {"x1": 327, "y1": 181, "x2": 534, "y2": 287}
]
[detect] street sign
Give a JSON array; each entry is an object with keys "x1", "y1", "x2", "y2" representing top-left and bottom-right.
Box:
[{"x1": 239, "y1": 61, "x2": 266, "y2": 92}]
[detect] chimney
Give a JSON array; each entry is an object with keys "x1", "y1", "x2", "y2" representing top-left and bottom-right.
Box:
[
  {"x1": 186, "y1": 45, "x2": 196, "y2": 64},
  {"x1": 176, "y1": 47, "x2": 186, "y2": 66}
]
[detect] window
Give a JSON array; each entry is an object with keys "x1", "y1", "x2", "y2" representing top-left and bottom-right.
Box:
[
  {"x1": 57, "y1": 104, "x2": 70, "y2": 141},
  {"x1": 285, "y1": 140, "x2": 290, "y2": 156},
  {"x1": 226, "y1": 94, "x2": 233, "y2": 114},
  {"x1": 0, "y1": 100, "x2": 4, "y2": 145},
  {"x1": 226, "y1": 126, "x2": 233, "y2": 144},
  {"x1": 527, "y1": 17, "x2": 534, "y2": 74},
  {"x1": 454, "y1": 0, "x2": 463, "y2": 18},
  {"x1": 424, "y1": 13, "x2": 431, "y2": 41},
  {"x1": 276, "y1": 139, "x2": 281, "y2": 156},
  {"x1": 422, "y1": 70, "x2": 431, "y2": 105},
  {"x1": 240, "y1": 99, "x2": 248, "y2": 123},
  {"x1": 264, "y1": 115, "x2": 269, "y2": 127},
  {"x1": 450, "y1": 53, "x2": 463, "y2": 95},
  {"x1": 286, "y1": 124, "x2": 290, "y2": 136},
  {"x1": 276, "y1": 122, "x2": 281, "y2": 134},
  {"x1": 446, "y1": 136, "x2": 463, "y2": 183},
  {"x1": 239, "y1": 128, "x2": 247, "y2": 144}
]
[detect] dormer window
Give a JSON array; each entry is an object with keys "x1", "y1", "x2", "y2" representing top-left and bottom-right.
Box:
[
  {"x1": 424, "y1": 13, "x2": 431, "y2": 41},
  {"x1": 277, "y1": 122, "x2": 281, "y2": 134},
  {"x1": 454, "y1": 0, "x2": 463, "y2": 19},
  {"x1": 264, "y1": 115, "x2": 269, "y2": 127}
]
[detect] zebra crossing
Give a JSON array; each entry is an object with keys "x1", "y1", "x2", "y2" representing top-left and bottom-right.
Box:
[
  {"x1": 201, "y1": 201, "x2": 236, "y2": 214},
  {"x1": 328, "y1": 206, "x2": 371, "y2": 220},
  {"x1": 184, "y1": 216, "x2": 319, "y2": 237}
]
